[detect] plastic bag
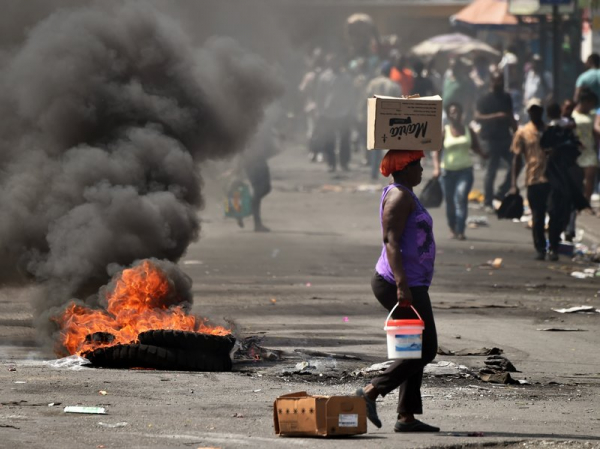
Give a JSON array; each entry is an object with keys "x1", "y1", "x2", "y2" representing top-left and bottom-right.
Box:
[
  {"x1": 224, "y1": 181, "x2": 253, "y2": 219},
  {"x1": 419, "y1": 177, "x2": 443, "y2": 208},
  {"x1": 497, "y1": 193, "x2": 524, "y2": 219}
]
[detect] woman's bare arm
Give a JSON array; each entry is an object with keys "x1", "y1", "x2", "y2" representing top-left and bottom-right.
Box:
[{"x1": 381, "y1": 187, "x2": 415, "y2": 306}]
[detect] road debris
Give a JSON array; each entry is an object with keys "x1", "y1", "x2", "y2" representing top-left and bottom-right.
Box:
[
  {"x1": 293, "y1": 349, "x2": 361, "y2": 360},
  {"x1": 483, "y1": 355, "x2": 518, "y2": 372},
  {"x1": 283, "y1": 358, "x2": 338, "y2": 376},
  {"x1": 537, "y1": 328, "x2": 586, "y2": 332},
  {"x1": 64, "y1": 406, "x2": 107, "y2": 414},
  {"x1": 479, "y1": 372, "x2": 519, "y2": 385},
  {"x1": 466, "y1": 216, "x2": 489, "y2": 228},
  {"x1": 480, "y1": 258, "x2": 503, "y2": 269},
  {"x1": 424, "y1": 361, "x2": 473, "y2": 377},
  {"x1": 46, "y1": 355, "x2": 91, "y2": 370},
  {"x1": 98, "y1": 422, "x2": 128, "y2": 428},
  {"x1": 552, "y1": 306, "x2": 599, "y2": 314},
  {"x1": 233, "y1": 336, "x2": 283, "y2": 362},
  {"x1": 570, "y1": 270, "x2": 598, "y2": 279},
  {"x1": 437, "y1": 346, "x2": 503, "y2": 356}
]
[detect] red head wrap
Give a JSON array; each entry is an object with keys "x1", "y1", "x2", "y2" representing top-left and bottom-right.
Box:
[{"x1": 379, "y1": 150, "x2": 425, "y2": 177}]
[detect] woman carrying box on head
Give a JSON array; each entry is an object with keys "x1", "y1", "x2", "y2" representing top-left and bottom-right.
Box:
[{"x1": 356, "y1": 150, "x2": 440, "y2": 433}]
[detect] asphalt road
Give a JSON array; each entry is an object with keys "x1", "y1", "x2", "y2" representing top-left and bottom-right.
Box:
[{"x1": 1, "y1": 141, "x2": 600, "y2": 449}]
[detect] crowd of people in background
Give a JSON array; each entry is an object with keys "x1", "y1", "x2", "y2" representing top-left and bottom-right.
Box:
[{"x1": 296, "y1": 42, "x2": 599, "y2": 260}]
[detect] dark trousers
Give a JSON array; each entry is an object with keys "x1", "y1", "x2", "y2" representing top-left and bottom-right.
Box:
[
  {"x1": 527, "y1": 182, "x2": 562, "y2": 254},
  {"x1": 482, "y1": 137, "x2": 512, "y2": 206},
  {"x1": 320, "y1": 117, "x2": 350, "y2": 170},
  {"x1": 370, "y1": 273, "x2": 437, "y2": 415},
  {"x1": 245, "y1": 159, "x2": 271, "y2": 228}
]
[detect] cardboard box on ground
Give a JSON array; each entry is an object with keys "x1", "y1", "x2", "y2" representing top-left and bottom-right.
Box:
[
  {"x1": 367, "y1": 95, "x2": 443, "y2": 151},
  {"x1": 273, "y1": 392, "x2": 367, "y2": 437}
]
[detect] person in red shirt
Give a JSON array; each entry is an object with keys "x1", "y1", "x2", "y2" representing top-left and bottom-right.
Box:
[{"x1": 390, "y1": 52, "x2": 414, "y2": 96}]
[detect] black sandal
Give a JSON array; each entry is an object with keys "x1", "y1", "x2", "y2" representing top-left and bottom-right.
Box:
[
  {"x1": 394, "y1": 419, "x2": 440, "y2": 433},
  {"x1": 355, "y1": 388, "x2": 382, "y2": 429}
]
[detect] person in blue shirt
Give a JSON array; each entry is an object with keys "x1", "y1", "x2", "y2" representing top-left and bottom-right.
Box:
[{"x1": 574, "y1": 53, "x2": 600, "y2": 104}]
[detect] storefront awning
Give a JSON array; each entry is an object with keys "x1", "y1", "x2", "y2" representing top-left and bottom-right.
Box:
[{"x1": 451, "y1": 0, "x2": 519, "y2": 29}]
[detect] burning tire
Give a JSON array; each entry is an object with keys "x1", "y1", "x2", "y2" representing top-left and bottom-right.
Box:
[
  {"x1": 85, "y1": 343, "x2": 232, "y2": 372},
  {"x1": 137, "y1": 330, "x2": 236, "y2": 354}
]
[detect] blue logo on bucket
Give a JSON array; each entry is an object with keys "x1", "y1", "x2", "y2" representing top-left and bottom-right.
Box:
[{"x1": 395, "y1": 334, "x2": 422, "y2": 352}]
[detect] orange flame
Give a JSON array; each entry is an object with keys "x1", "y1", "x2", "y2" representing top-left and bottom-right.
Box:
[{"x1": 55, "y1": 260, "x2": 229, "y2": 355}]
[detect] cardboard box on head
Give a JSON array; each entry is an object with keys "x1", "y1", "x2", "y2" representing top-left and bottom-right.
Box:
[
  {"x1": 273, "y1": 391, "x2": 367, "y2": 437},
  {"x1": 367, "y1": 95, "x2": 443, "y2": 151}
]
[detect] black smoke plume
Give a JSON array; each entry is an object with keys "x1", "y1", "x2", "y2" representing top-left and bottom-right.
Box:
[{"x1": 0, "y1": 2, "x2": 282, "y2": 342}]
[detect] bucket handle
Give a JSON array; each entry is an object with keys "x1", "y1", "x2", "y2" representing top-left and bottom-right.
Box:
[{"x1": 384, "y1": 303, "x2": 423, "y2": 328}]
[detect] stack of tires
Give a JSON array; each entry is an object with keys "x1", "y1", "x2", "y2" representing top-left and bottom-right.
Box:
[{"x1": 85, "y1": 330, "x2": 236, "y2": 372}]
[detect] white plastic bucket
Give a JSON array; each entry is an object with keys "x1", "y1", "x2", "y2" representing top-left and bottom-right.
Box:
[{"x1": 384, "y1": 304, "x2": 425, "y2": 360}]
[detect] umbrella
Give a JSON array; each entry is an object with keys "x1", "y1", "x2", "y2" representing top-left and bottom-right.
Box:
[
  {"x1": 451, "y1": 0, "x2": 518, "y2": 29},
  {"x1": 410, "y1": 33, "x2": 500, "y2": 60}
]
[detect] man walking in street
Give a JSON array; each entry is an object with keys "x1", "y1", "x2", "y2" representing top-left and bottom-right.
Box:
[
  {"x1": 522, "y1": 54, "x2": 553, "y2": 122},
  {"x1": 315, "y1": 54, "x2": 355, "y2": 172},
  {"x1": 574, "y1": 53, "x2": 600, "y2": 103},
  {"x1": 510, "y1": 99, "x2": 559, "y2": 261},
  {"x1": 476, "y1": 71, "x2": 517, "y2": 211}
]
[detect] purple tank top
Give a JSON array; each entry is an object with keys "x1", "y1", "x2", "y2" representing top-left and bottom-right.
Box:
[{"x1": 375, "y1": 183, "x2": 436, "y2": 287}]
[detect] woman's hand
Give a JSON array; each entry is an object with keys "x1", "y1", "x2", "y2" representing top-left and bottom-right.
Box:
[
  {"x1": 397, "y1": 284, "x2": 413, "y2": 307},
  {"x1": 432, "y1": 167, "x2": 441, "y2": 179}
]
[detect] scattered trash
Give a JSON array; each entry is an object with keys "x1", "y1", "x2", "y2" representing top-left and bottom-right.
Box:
[
  {"x1": 537, "y1": 328, "x2": 586, "y2": 332},
  {"x1": 437, "y1": 346, "x2": 503, "y2": 356},
  {"x1": 7, "y1": 366, "x2": 16, "y2": 372},
  {"x1": 571, "y1": 271, "x2": 592, "y2": 279},
  {"x1": 479, "y1": 372, "x2": 519, "y2": 385},
  {"x1": 518, "y1": 379, "x2": 531, "y2": 385},
  {"x1": 552, "y1": 306, "x2": 599, "y2": 314},
  {"x1": 468, "y1": 189, "x2": 484, "y2": 204},
  {"x1": 253, "y1": 389, "x2": 262, "y2": 393},
  {"x1": 343, "y1": 316, "x2": 349, "y2": 322},
  {"x1": 14, "y1": 381, "x2": 26, "y2": 384},
  {"x1": 98, "y1": 422, "x2": 128, "y2": 428},
  {"x1": 98, "y1": 391, "x2": 108, "y2": 396},
  {"x1": 232, "y1": 413, "x2": 244, "y2": 418},
  {"x1": 480, "y1": 258, "x2": 503, "y2": 269},
  {"x1": 483, "y1": 355, "x2": 518, "y2": 373},
  {"x1": 360, "y1": 361, "x2": 394, "y2": 373},
  {"x1": 46, "y1": 355, "x2": 91, "y2": 371},
  {"x1": 182, "y1": 260, "x2": 203, "y2": 265},
  {"x1": 270, "y1": 298, "x2": 277, "y2": 305},
  {"x1": 233, "y1": 336, "x2": 284, "y2": 362},
  {"x1": 424, "y1": 361, "x2": 473, "y2": 377},
  {"x1": 305, "y1": 282, "x2": 312, "y2": 287},
  {"x1": 293, "y1": 349, "x2": 361, "y2": 360},
  {"x1": 283, "y1": 358, "x2": 338, "y2": 376},
  {"x1": 466, "y1": 216, "x2": 489, "y2": 228},
  {"x1": 64, "y1": 406, "x2": 106, "y2": 415},
  {"x1": 468, "y1": 432, "x2": 485, "y2": 437}
]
